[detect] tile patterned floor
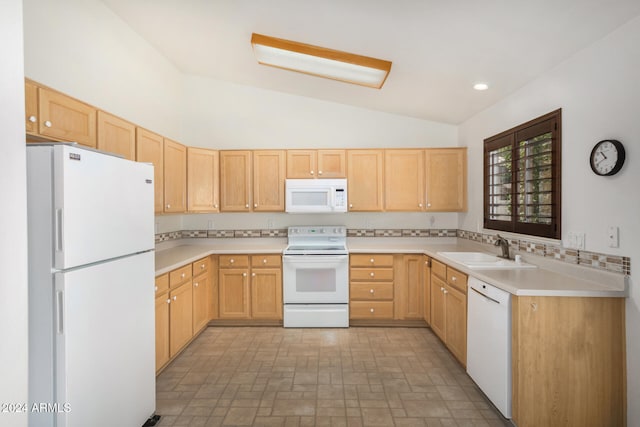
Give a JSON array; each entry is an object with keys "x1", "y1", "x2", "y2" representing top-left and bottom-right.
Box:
[{"x1": 155, "y1": 327, "x2": 511, "y2": 427}]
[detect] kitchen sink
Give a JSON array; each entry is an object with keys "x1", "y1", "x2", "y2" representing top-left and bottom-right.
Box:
[{"x1": 437, "y1": 252, "x2": 537, "y2": 270}]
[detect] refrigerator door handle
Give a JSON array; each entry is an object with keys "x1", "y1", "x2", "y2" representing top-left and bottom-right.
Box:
[
  {"x1": 55, "y1": 208, "x2": 63, "y2": 252},
  {"x1": 56, "y1": 290, "x2": 64, "y2": 334}
]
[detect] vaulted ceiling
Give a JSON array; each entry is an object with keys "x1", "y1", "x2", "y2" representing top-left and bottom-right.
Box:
[{"x1": 100, "y1": 0, "x2": 640, "y2": 124}]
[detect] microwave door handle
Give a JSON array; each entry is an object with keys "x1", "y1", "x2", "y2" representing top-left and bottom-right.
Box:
[{"x1": 329, "y1": 188, "x2": 335, "y2": 211}]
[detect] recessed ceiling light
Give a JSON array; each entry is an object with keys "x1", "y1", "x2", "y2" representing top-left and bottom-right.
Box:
[
  {"x1": 251, "y1": 33, "x2": 392, "y2": 89},
  {"x1": 473, "y1": 83, "x2": 489, "y2": 91}
]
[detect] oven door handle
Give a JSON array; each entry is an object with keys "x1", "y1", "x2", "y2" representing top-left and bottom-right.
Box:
[{"x1": 283, "y1": 254, "x2": 349, "y2": 263}]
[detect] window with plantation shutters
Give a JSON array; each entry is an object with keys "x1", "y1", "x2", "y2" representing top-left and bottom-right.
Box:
[{"x1": 484, "y1": 109, "x2": 561, "y2": 239}]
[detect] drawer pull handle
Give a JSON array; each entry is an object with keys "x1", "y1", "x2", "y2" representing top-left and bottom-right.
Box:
[
  {"x1": 370, "y1": 289, "x2": 374, "y2": 294},
  {"x1": 181, "y1": 273, "x2": 185, "y2": 278},
  {"x1": 201, "y1": 264, "x2": 205, "y2": 269},
  {"x1": 44, "y1": 120, "x2": 52, "y2": 128},
  {"x1": 263, "y1": 259, "x2": 267, "y2": 264},
  {"x1": 370, "y1": 258, "x2": 374, "y2": 263},
  {"x1": 370, "y1": 272, "x2": 375, "y2": 277},
  {"x1": 370, "y1": 308, "x2": 374, "y2": 313},
  {"x1": 451, "y1": 276, "x2": 457, "y2": 282},
  {"x1": 230, "y1": 259, "x2": 235, "y2": 263}
]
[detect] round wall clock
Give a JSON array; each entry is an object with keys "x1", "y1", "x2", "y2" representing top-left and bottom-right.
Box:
[{"x1": 589, "y1": 139, "x2": 625, "y2": 176}]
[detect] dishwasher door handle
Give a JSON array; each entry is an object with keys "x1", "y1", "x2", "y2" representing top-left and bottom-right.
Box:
[{"x1": 470, "y1": 286, "x2": 501, "y2": 305}]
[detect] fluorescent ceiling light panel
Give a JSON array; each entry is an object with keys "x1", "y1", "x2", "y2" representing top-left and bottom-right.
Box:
[{"x1": 251, "y1": 33, "x2": 392, "y2": 89}]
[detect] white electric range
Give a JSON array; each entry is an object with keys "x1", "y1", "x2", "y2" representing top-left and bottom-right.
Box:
[{"x1": 282, "y1": 226, "x2": 349, "y2": 327}]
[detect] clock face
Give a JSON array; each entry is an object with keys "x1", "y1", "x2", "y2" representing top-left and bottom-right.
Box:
[{"x1": 590, "y1": 140, "x2": 625, "y2": 176}]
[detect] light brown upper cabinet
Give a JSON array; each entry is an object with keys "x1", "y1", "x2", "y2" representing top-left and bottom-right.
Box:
[
  {"x1": 253, "y1": 150, "x2": 286, "y2": 211},
  {"x1": 24, "y1": 80, "x2": 38, "y2": 134},
  {"x1": 346, "y1": 149, "x2": 384, "y2": 211},
  {"x1": 187, "y1": 147, "x2": 219, "y2": 212},
  {"x1": 384, "y1": 149, "x2": 425, "y2": 211},
  {"x1": 163, "y1": 139, "x2": 187, "y2": 213},
  {"x1": 97, "y1": 111, "x2": 136, "y2": 160},
  {"x1": 136, "y1": 128, "x2": 164, "y2": 213},
  {"x1": 220, "y1": 151, "x2": 252, "y2": 212},
  {"x1": 27, "y1": 82, "x2": 97, "y2": 147},
  {"x1": 286, "y1": 149, "x2": 346, "y2": 178},
  {"x1": 424, "y1": 148, "x2": 467, "y2": 211}
]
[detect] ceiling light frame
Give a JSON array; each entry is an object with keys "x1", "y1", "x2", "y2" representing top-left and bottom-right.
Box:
[{"x1": 251, "y1": 33, "x2": 392, "y2": 89}]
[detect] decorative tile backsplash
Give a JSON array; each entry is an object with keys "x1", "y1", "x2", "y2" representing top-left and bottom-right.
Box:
[{"x1": 156, "y1": 228, "x2": 630, "y2": 275}]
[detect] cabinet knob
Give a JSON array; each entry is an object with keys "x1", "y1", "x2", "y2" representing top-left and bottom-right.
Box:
[
  {"x1": 194, "y1": 282, "x2": 199, "y2": 287},
  {"x1": 310, "y1": 170, "x2": 314, "y2": 175},
  {"x1": 419, "y1": 203, "x2": 423, "y2": 208},
  {"x1": 154, "y1": 285, "x2": 158, "y2": 292},
  {"x1": 370, "y1": 272, "x2": 375, "y2": 277},
  {"x1": 262, "y1": 258, "x2": 267, "y2": 264},
  {"x1": 44, "y1": 120, "x2": 52, "y2": 128},
  {"x1": 349, "y1": 204, "x2": 353, "y2": 208},
  {"x1": 252, "y1": 272, "x2": 256, "y2": 277},
  {"x1": 166, "y1": 204, "x2": 171, "y2": 209},
  {"x1": 230, "y1": 259, "x2": 235, "y2": 263},
  {"x1": 370, "y1": 258, "x2": 374, "y2": 263},
  {"x1": 201, "y1": 264, "x2": 205, "y2": 269},
  {"x1": 28, "y1": 115, "x2": 37, "y2": 123},
  {"x1": 181, "y1": 273, "x2": 185, "y2": 278},
  {"x1": 245, "y1": 204, "x2": 249, "y2": 208},
  {"x1": 173, "y1": 296, "x2": 177, "y2": 301},
  {"x1": 443, "y1": 289, "x2": 448, "y2": 294},
  {"x1": 370, "y1": 289, "x2": 374, "y2": 294},
  {"x1": 427, "y1": 203, "x2": 432, "y2": 207},
  {"x1": 242, "y1": 272, "x2": 247, "y2": 277},
  {"x1": 370, "y1": 308, "x2": 375, "y2": 313},
  {"x1": 318, "y1": 170, "x2": 323, "y2": 175},
  {"x1": 166, "y1": 298, "x2": 171, "y2": 304},
  {"x1": 254, "y1": 203, "x2": 258, "y2": 208},
  {"x1": 214, "y1": 204, "x2": 218, "y2": 208},
  {"x1": 440, "y1": 287, "x2": 445, "y2": 292},
  {"x1": 451, "y1": 276, "x2": 457, "y2": 282}
]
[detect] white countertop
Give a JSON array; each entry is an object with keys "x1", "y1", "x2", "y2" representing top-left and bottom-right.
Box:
[{"x1": 155, "y1": 237, "x2": 627, "y2": 298}]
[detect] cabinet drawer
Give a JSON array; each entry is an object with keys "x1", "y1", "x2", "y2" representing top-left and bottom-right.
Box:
[
  {"x1": 251, "y1": 254, "x2": 282, "y2": 268},
  {"x1": 350, "y1": 283, "x2": 393, "y2": 300},
  {"x1": 219, "y1": 255, "x2": 249, "y2": 268},
  {"x1": 350, "y1": 301, "x2": 394, "y2": 319},
  {"x1": 431, "y1": 259, "x2": 447, "y2": 280},
  {"x1": 350, "y1": 254, "x2": 394, "y2": 267},
  {"x1": 169, "y1": 265, "x2": 192, "y2": 287},
  {"x1": 447, "y1": 267, "x2": 467, "y2": 292},
  {"x1": 350, "y1": 268, "x2": 393, "y2": 281},
  {"x1": 192, "y1": 256, "x2": 210, "y2": 275},
  {"x1": 155, "y1": 273, "x2": 169, "y2": 295}
]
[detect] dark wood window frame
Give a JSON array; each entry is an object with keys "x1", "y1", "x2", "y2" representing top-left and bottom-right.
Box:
[{"x1": 483, "y1": 109, "x2": 562, "y2": 239}]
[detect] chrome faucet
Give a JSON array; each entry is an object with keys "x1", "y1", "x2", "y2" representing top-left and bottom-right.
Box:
[{"x1": 494, "y1": 234, "x2": 510, "y2": 259}]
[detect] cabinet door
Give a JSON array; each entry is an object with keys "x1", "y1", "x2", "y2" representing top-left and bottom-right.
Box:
[
  {"x1": 25, "y1": 81, "x2": 38, "y2": 134},
  {"x1": 445, "y1": 284, "x2": 467, "y2": 365},
  {"x1": 220, "y1": 151, "x2": 252, "y2": 211},
  {"x1": 218, "y1": 268, "x2": 250, "y2": 318},
  {"x1": 425, "y1": 148, "x2": 467, "y2": 211},
  {"x1": 169, "y1": 281, "x2": 193, "y2": 357},
  {"x1": 136, "y1": 128, "x2": 164, "y2": 213},
  {"x1": 187, "y1": 147, "x2": 219, "y2": 212},
  {"x1": 97, "y1": 111, "x2": 136, "y2": 160},
  {"x1": 398, "y1": 255, "x2": 423, "y2": 319},
  {"x1": 250, "y1": 268, "x2": 282, "y2": 319},
  {"x1": 384, "y1": 149, "x2": 424, "y2": 211},
  {"x1": 209, "y1": 256, "x2": 219, "y2": 319},
  {"x1": 423, "y1": 256, "x2": 431, "y2": 325},
  {"x1": 347, "y1": 150, "x2": 384, "y2": 211},
  {"x1": 317, "y1": 150, "x2": 346, "y2": 178},
  {"x1": 253, "y1": 150, "x2": 285, "y2": 211},
  {"x1": 163, "y1": 139, "x2": 187, "y2": 213},
  {"x1": 155, "y1": 294, "x2": 170, "y2": 372},
  {"x1": 430, "y1": 275, "x2": 446, "y2": 340},
  {"x1": 286, "y1": 150, "x2": 316, "y2": 178},
  {"x1": 38, "y1": 87, "x2": 97, "y2": 147},
  {"x1": 192, "y1": 272, "x2": 210, "y2": 333}
]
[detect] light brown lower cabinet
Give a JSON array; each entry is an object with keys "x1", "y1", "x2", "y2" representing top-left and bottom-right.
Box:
[
  {"x1": 218, "y1": 254, "x2": 282, "y2": 320},
  {"x1": 349, "y1": 254, "x2": 394, "y2": 320},
  {"x1": 169, "y1": 281, "x2": 193, "y2": 357},
  {"x1": 430, "y1": 259, "x2": 467, "y2": 366},
  {"x1": 511, "y1": 295, "x2": 626, "y2": 427},
  {"x1": 422, "y1": 255, "x2": 431, "y2": 325},
  {"x1": 154, "y1": 274, "x2": 170, "y2": 371}
]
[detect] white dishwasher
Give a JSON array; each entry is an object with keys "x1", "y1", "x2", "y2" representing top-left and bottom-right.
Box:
[{"x1": 467, "y1": 277, "x2": 512, "y2": 419}]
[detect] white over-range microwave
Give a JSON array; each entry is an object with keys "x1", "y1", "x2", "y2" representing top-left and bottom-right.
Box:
[{"x1": 285, "y1": 179, "x2": 348, "y2": 213}]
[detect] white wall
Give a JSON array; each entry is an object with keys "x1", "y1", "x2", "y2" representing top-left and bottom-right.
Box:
[
  {"x1": 0, "y1": 0, "x2": 28, "y2": 425},
  {"x1": 181, "y1": 75, "x2": 458, "y2": 150},
  {"x1": 459, "y1": 15, "x2": 640, "y2": 425},
  {"x1": 22, "y1": 0, "x2": 184, "y2": 140}
]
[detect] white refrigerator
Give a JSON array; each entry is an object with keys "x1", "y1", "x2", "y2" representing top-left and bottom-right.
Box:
[{"x1": 27, "y1": 144, "x2": 156, "y2": 427}]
